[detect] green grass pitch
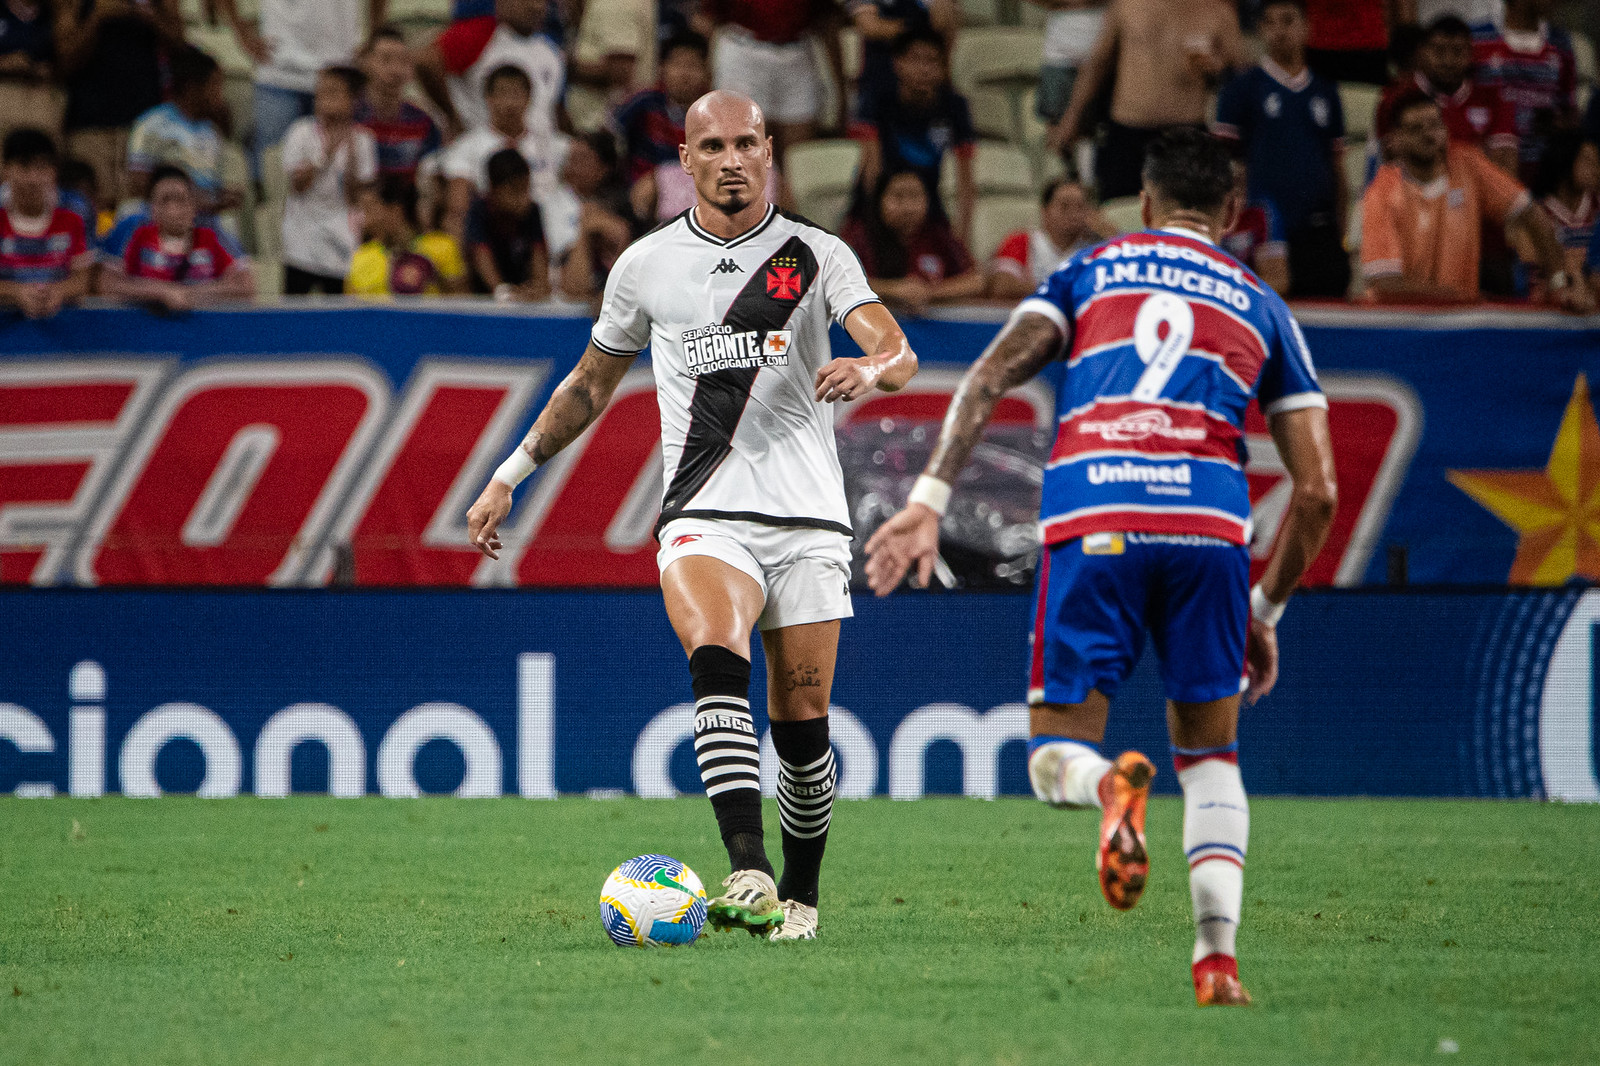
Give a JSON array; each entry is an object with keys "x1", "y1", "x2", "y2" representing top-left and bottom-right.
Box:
[{"x1": 2, "y1": 797, "x2": 1597, "y2": 1065}]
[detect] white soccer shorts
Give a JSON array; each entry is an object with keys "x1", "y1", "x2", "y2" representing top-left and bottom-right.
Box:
[
  {"x1": 712, "y1": 28, "x2": 823, "y2": 126},
  {"x1": 657, "y1": 517, "x2": 853, "y2": 631}
]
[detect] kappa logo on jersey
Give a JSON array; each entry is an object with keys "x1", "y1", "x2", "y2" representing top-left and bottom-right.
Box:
[
  {"x1": 680, "y1": 324, "x2": 791, "y2": 375},
  {"x1": 710, "y1": 258, "x2": 743, "y2": 275},
  {"x1": 1077, "y1": 408, "x2": 1206, "y2": 443},
  {"x1": 765, "y1": 256, "x2": 804, "y2": 301}
]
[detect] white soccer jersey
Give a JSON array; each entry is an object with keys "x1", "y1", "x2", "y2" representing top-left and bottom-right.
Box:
[{"x1": 591, "y1": 204, "x2": 881, "y2": 535}]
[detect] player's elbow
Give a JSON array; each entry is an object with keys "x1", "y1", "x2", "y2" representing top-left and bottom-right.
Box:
[{"x1": 1297, "y1": 476, "x2": 1339, "y2": 529}]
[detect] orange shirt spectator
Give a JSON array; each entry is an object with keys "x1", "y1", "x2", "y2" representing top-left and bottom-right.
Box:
[
  {"x1": 1361, "y1": 91, "x2": 1589, "y2": 312},
  {"x1": 1362, "y1": 143, "x2": 1524, "y2": 298}
]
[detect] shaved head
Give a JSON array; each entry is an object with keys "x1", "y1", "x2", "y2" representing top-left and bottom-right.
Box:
[{"x1": 680, "y1": 90, "x2": 772, "y2": 221}]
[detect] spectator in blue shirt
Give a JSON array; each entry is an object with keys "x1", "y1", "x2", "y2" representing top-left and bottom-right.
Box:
[
  {"x1": 1213, "y1": 0, "x2": 1350, "y2": 297},
  {"x1": 126, "y1": 47, "x2": 242, "y2": 213},
  {"x1": 854, "y1": 27, "x2": 976, "y2": 245},
  {"x1": 844, "y1": 0, "x2": 958, "y2": 121}
]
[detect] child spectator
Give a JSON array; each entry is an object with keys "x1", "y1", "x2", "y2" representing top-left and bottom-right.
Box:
[
  {"x1": 842, "y1": 168, "x2": 982, "y2": 315},
  {"x1": 217, "y1": 0, "x2": 377, "y2": 177},
  {"x1": 544, "y1": 131, "x2": 633, "y2": 301},
  {"x1": 443, "y1": 63, "x2": 568, "y2": 235},
  {"x1": 418, "y1": 0, "x2": 566, "y2": 138},
  {"x1": 349, "y1": 174, "x2": 467, "y2": 296},
  {"x1": 357, "y1": 25, "x2": 443, "y2": 181},
  {"x1": 1361, "y1": 91, "x2": 1587, "y2": 310},
  {"x1": 127, "y1": 47, "x2": 242, "y2": 214},
  {"x1": 0, "y1": 126, "x2": 90, "y2": 318},
  {"x1": 0, "y1": 0, "x2": 60, "y2": 141},
  {"x1": 1221, "y1": 162, "x2": 1292, "y2": 294},
  {"x1": 1529, "y1": 131, "x2": 1596, "y2": 280},
  {"x1": 55, "y1": 0, "x2": 184, "y2": 209},
  {"x1": 465, "y1": 147, "x2": 550, "y2": 301},
  {"x1": 280, "y1": 65, "x2": 378, "y2": 295},
  {"x1": 1377, "y1": 16, "x2": 1519, "y2": 173},
  {"x1": 611, "y1": 31, "x2": 711, "y2": 221},
  {"x1": 101, "y1": 164, "x2": 254, "y2": 311},
  {"x1": 1214, "y1": 0, "x2": 1350, "y2": 297},
  {"x1": 1472, "y1": 0, "x2": 1578, "y2": 184},
  {"x1": 854, "y1": 28, "x2": 976, "y2": 244},
  {"x1": 987, "y1": 177, "x2": 1105, "y2": 299},
  {"x1": 845, "y1": 0, "x2": 959, "y2": 121}
]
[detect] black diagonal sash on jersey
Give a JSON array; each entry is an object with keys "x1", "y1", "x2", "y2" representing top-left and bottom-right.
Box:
[{"x1": 658, "y1": 236, "x2": 820, "y2": 525}]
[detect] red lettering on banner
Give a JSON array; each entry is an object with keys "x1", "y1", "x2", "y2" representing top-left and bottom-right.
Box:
[
  {"x1": 513, "y1": 377, "x2": 662, "y2": 587},
  {"x1": 330, "y1": 363, "x2": 546, "y2": 586},
  {"x1": 0, "y1": 362, "x2": 166, "y2": 586},
  {"x1": 1246, "y1": 376, "x2": 1419, "y2": 586},
  {"x1": 85, "y1": 363, "x2": 388, "y2": 585}
]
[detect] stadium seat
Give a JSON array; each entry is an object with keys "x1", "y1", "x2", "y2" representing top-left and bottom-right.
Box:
[
  {"x1": 797, "y1": 190, "x2": 852, "y2": 232},
  {"x1": 943, "y1": 141, "x2": 1033, "y2": 194},
  {"x1": 255, "y1": 143, "x2": 285, "y2": 261},
  {"x1": 959, "y1": 0, "x2": 1000, "y2": 26},
  {"x1": 970, "y1": 194, "x2": 1036, "y2": 262},
  {"x1": 1339, "y1": 82, "x2": 1382, "y2": 141},
  {"x1": 786, "y1": 139, "x2": 862, "y2": 203},
  {"x1": 219, "y1": 140, "x2": 256, "y2": 252},
  {"x1": 1344, "y1": 137, "x2": 1373, "y2": 205},
  {"x1": 1099, "y1": 195, "x2": 1143, "y2": 234},
  {"x1": 1573, "y1": 32, "x2": 1596, "y2": 86},
  {"x1": 952, "y1": 27, "x2": 1045, "y2": 142},
  {"x1": 839, "y1": 27, "x2": 863, "y2": 83}
]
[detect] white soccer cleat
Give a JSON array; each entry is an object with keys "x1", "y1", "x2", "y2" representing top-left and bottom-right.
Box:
[
  {"x1": 1028, "y1": 744, "x2": 1071, "y2": 806},
  {"x1": 707, "y1": 869, "x2": 784, "y2": 935},
  {"x1": 768, "y1": 900, "x2": 818, "y2": 941}
]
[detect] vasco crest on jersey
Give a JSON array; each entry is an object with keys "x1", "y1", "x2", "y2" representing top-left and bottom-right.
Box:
[{"x1": 765, "y1": 255, "x2": 806, "y2": 302}]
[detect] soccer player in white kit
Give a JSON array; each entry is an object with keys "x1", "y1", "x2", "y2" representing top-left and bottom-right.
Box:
[{"x1": 466, "y1": 91, "x2": 919, "y2": 941}]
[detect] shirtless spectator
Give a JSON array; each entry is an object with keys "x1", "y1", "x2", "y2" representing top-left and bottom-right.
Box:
[
  {"x1": 704, "y1": 0, "x2": 840, "y2": 160},
  {"x1": 1377, "y1": 16, "x2": 1518, "y2": 174},
  {"x1": 987, "y1": 177, "x2": 1106, "y2": 299},
  {"x1": 1050, "y1": 0, "x2": 1245, "y2": 200}
]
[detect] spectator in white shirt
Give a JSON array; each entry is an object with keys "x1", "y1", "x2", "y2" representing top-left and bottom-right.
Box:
[
  {"x1": 218, "y1": 0, "x2": 387, "y2": 178},
  {"x1": 442, "y1": 63, "x2": 568, "y2": 239},
  {"x1": 417, "y1": 0, "x2": 567, "y2": 138},
  {"x1": 280, "y1": 65, "x2": 378, "y2": 295}
]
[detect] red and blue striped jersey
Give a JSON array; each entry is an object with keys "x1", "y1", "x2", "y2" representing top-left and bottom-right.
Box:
[
  {"x1": 121, "y1": 223, "x2": 240, "y2": 283},
  {"x1": 0, "y1": 207, "x2": 88, "y2": 284},
  {"x1": 1019, "y1": 227, "x2": 1325, "y2": 547}
]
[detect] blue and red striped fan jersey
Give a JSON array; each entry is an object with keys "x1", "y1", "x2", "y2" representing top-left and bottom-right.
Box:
[
  {"x1": 0, "y1": 207, "x2": 89, "y2": 284},
  {"x1": 1019, "y1": 227, "x2": 1325, "y2": 547},
  {"x1": 121, "y1": 223, "x2": 239, "y2": 283}
]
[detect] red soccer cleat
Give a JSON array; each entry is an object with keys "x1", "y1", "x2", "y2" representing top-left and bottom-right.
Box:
[
  {"x1": 1193, "y1": 953, "x2": 1252, "y2": 1006},
  {"x1": 1095, "y1": 751, "x2": 1155, "y2": 911}
]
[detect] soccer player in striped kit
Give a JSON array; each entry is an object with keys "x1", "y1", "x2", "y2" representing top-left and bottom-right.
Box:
[
  {"x1": 865, "y1": 129, "x2": 1338, "y2": 1004},
  {"x1": 467, "y1": 90, "x2": 919, "y2": 940}
]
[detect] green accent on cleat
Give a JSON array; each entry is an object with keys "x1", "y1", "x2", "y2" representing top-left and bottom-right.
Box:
[{"x1": 706, "y1": 901, "x2": 785, "y2": 934}]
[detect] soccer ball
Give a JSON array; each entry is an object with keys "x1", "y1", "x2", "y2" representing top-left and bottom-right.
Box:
[{"x1": 599, "y1": 854, "x2": 708, "y2": 948}]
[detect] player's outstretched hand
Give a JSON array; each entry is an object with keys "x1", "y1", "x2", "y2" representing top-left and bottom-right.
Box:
[
  {"x1": 466, "y1": 481, "x2": 513, "y2": 560},
  {"x1": 814, "y1": 357, "x2": 882, "y2": 403},
  {"x1": 863, "y1": 504, "x2": 940, "y2": 596},
  {"x1": 1244, "y1": 618, "x2": 1279, "y2": 705}
]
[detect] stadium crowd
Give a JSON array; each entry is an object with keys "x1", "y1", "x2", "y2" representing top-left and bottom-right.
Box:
[{"x1": 0, "y1": 0, "x2": 1597, "y2": 318}]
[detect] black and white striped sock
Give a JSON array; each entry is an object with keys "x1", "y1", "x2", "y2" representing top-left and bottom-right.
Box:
[
  {"x1": 771, "y1": 716, "x2": 835, "y2": 907},
  {"x1": 689, "y1": 645, "x2": 772, "y2": 876}
]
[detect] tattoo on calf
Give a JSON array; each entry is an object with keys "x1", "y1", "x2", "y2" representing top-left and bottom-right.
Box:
[{"x1": 782, "y1": 665, "x2": 823, "y2": 693}]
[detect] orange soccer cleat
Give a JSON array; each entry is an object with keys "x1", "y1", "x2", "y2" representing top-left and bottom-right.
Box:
[
  {"x1": 1193, "y1": 953, "x2": 1252, "y2": 1007},
  {"x1": 1095, "y1": 751, "x2": 1155, "y2": 911}
]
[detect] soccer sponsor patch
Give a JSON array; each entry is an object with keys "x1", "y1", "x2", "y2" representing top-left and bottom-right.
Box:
[{"x1": 1082, "y1": 532, "x2": 1125, "y2": 555}]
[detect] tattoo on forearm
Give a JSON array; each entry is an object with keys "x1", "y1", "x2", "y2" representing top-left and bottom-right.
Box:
[
  {"x1": 522, "y1": 370, "x2": 601, "y2": 465},
  {"x1": 782, "y1": 665, "x2": 823, "y2": 693},
  {"x1": 926, "y1": 315, "x2": 1062, "y2": 485}
]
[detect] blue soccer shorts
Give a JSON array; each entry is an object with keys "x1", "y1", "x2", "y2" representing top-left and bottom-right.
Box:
[{"x1": 1028, "y1": 532, "x2": 1251, "y2": 706}]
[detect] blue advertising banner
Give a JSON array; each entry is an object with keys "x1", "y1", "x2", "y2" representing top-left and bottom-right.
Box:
[
  {"x1": 0, "y1": 302, "x2": 1597, "y2": 588},
  {"x1": 3, "y1": 588, "x2": 1597, "y2": 800}
]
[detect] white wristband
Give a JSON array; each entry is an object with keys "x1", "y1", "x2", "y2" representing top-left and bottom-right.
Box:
[
  {"x1": 907, "y1": 475, "x2": 952, "y2": 517},
  {"x1": 1250, "y1": 584, "x2": 1286, "y2": 627},
  {"x1": 491, "y1": 447, "x2": 537, "y2": 489}
]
